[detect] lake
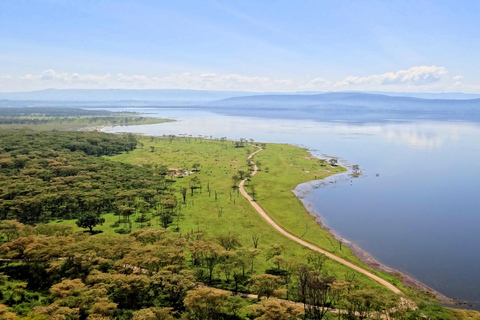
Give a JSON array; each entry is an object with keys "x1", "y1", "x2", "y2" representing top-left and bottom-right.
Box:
[{"x1": 100, "y1": 107, "x2": 480, "y2": 309}]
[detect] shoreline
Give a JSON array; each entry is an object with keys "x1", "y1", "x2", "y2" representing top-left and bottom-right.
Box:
[{"x1": 292, "y1": 179, "x2": 456, "y2": 305}]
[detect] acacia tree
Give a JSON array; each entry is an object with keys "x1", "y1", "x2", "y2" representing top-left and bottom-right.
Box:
[
  {"x1": 249, "y1": 274, "x2": 284, "y2": 299},
  {"x1": 149, "y1": 270, "x2": 195, "y2": 311},
  {"x1": 136, "y1": 200, "x2": 151, "y2": 227},
  {"x1": 189, "y1": 176, "x2": 200, "y2": 196},
  {"x1": 159, "y1": 195, "x2": 177, "y2": 229},
  {"x1": 266, "y1": 244, "x2": 284, "y2": 270},
  {"x1": 231, "y1": 174, "x2": 240, "y2": 188},
  {"x1": 0, "y1": 220, "x2": 32, "y2": 242},
  {"x1": 132, "y1": 307, "x2": 175, "y2": 320},
  {"x1": 247, "y1": 298, "x2": 304, "y2": 320},
  {"x1": 237, "y1": 170, "x2": 246, "y2": 179},
  {"x1": 188, "y1": 240, "x2": 224, "y2": 284},
  {"x1": 183, "y1": 288, "x2": 229, "y2": 320},
  {"x1": 118, "y1": 205, "x2": 135, "y2": 229},
  {"x1": 217, "y1": 233, "x2": 241, "y2": 251},
  {"x1": 252, "y1": 234, "x2": 260, "y2": 248},
  {"x1": 296, "y1": 266, "x2": 336, "y2": 320},
  {"x1": 181, "y1": 187, "x2": 188, "y2": 203},
  {"x1": 76, "y1": 212, "x2": 105, "y2": 233}
]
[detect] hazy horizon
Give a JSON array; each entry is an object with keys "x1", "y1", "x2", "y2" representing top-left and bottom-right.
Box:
[{"x1": 2, "y1": 88, "x2": 480, "y2": 102}]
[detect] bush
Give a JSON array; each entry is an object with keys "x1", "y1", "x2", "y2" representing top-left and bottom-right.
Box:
[
  {"x1": 114, "y1": 228, "x2": 131, "y2": 234},
  {"x1": 110, "y1": 221, "x2": 120, "y2": 228}
]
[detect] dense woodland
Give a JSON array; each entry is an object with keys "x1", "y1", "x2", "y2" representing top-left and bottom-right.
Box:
[
  {"x1": 0, "y1": 130, "x2": 165, "y2": 225},
  {"x1": 0, "y1": 130, "x2": 463, "y2": 319}
]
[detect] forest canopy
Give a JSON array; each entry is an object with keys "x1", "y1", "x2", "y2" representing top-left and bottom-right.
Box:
[{"x1": 0, "y1": 130, "x2": 169, "y2": 224}]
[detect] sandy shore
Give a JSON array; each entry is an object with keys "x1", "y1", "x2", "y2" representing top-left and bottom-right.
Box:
[{"x1": 293, "y1": 181, "x2": 456, "y2": 305}]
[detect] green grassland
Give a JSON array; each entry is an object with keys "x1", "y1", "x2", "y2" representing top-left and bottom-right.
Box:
[{"x1": 102, "y1": 135, "x2": 400, "y2": 294}]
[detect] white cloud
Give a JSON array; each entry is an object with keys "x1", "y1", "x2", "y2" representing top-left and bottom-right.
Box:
[
  {"x1": 335, "y1": 66, "x2": 447, "y2": 87},
  {"x1": 300, "y1": 77, "x2": 330, "y2": 89},
  {"x1": 6, "y1": 70, "x2": 294, "y2": 91},
  {"x1": 20, "y1": 74, "x2": 36, "y2": 80},
  {"x1": 134, "y1": 72, "x2": 278, "y2": 89},
  {"x1": 452, "y1": 75, "x2": 463, "y2": 87},
  {"x1": 20, "y1": 69, "x2": 113, "y2": 84},
  {"x1": 116, "y1": 73, "x2": 149, "y2": 83},
  {"x1": 1, "y1": 67, "x2": 478, "y2": 93}
]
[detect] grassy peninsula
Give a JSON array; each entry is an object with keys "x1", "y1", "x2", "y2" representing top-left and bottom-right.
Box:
[{"x1": 107, "y1": 136, "x2": 385, "y2": 282}]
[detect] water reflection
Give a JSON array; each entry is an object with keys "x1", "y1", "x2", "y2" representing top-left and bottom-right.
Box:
[
  {"x1": 103, "y1": 108, "x2": 477, "y2": 150},
  {"x1": 332, "y1": 122, "x2": 463, "y2": 149}
]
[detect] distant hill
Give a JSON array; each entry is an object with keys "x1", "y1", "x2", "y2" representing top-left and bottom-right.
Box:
[
  {"x1": 0, "y1": 89, "x2": 262, "y2": 104},
  {"x1": 362, "y1": 91, "x2": 480, "y2": 100},
  {"x1": 1, "y1": 89, "x2": 479, "y2": 106},
  {"x1": 207, "y1": 92, "x2": 480, "y2": 112}
]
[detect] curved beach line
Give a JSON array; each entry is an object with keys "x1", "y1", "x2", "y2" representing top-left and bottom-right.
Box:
[{"x1": 239, "y1": 146, "x2": 403, "y2": 295}]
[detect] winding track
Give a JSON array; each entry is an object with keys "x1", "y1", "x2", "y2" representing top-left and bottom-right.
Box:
[{"x1": 239, "y1": 146, "x2": 402, "y2": 295}]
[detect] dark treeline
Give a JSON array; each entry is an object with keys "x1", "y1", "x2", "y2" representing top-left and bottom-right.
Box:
[
  {"x1": 0, "y1": 116, "x2": 154, "y2": 126},
  {"x1": 0, "y1": 107, "x2": 151, "y2": 126},
  {"x1": 0, "y1": 107, "x2": 115, "y2": 117},
  {"x1": 0, "y1": 130, "x2": 171, "y2": 224}
]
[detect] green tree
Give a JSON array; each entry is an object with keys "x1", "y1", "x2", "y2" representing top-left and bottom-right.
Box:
[
  {"x1": 132, "y1": 307, "x2": 175, "y2": 320},
  {"x1": 237, "y1": 170, "x2": 246, "y2": 179},
  {"x1": 183, "y1": 288, "x2": 229, "y2": 320},
  {"x1": 247, "y1": 298, "x2": 304, "y2": 320},
  {"x1": 181, "y1": 187, "x2": 188, "y2": 203},
  {"x1": 296, "y1": 265, "x2": 336, "y2": 320},
  {"x1": 231, "y1": 174, "x2": 240, "y2": 187},
  {"x1": 249, "y1": 274, "x2": 284, "y2": 299},
  {"x1": 76, "y1": 213, "x2": 105, "y2": 233},
  {"x1": 217, "y1": 233, "x2": 241, "y2": 251},
  {"x1": 328, "y1": 158, "x2": 338, "y2": 166}
]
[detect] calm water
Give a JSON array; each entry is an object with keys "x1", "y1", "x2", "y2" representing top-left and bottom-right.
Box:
[{"x1": 100, "y1": 108, "x2": 480, "y2": 308}]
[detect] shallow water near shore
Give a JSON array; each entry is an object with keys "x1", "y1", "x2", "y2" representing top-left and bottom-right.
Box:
[{"x1": 98, "y1": 107, "x2": 480, "y2": 309}]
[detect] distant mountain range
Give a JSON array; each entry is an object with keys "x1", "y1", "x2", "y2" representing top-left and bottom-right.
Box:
[
  {"x1": 0, "y1": 89, "x2": 262, "y2": 105},
  {"x1": 208, "y1": 92, "x2": 480, "y2": 112},
  {"x1": 207, "y1": 92, "x2": 480, "y2": 123},
  {"x1": 2, "y1": 89, "x2": 480, "y2": 122},
  {"x1": 1, "y1": 89, "x2": 480, "y2": 106}
]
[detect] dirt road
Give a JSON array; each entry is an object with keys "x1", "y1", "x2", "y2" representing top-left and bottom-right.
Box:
[{"x1": 239, "y1": 147, "x2": 402, "y2": 295}]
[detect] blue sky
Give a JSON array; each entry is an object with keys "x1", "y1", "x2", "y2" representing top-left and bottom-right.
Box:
[{"x1": 1, "y1": 0, "x2": 479, "y2": 92}]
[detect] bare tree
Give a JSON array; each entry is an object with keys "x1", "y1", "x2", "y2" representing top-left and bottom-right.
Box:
[{"x1": 252, "y1": 234, "x2": 260, "y2": 248}]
